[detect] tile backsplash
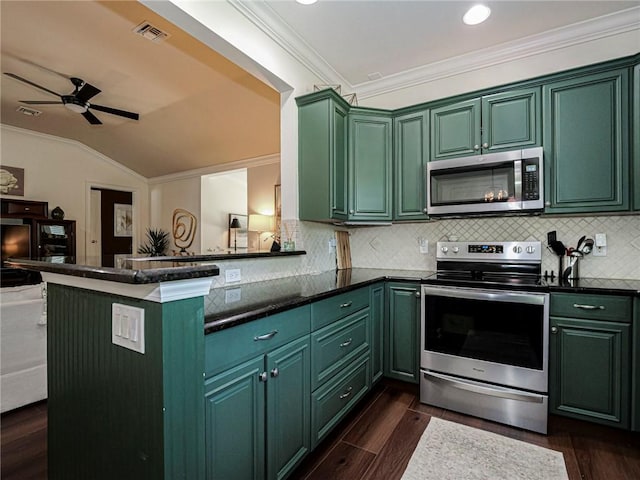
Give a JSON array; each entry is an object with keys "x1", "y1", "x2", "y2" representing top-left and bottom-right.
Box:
[
  {"x1": 348, "y1": 214, "x2": 640, "y2": 280},
  {"x1": 210, "y1": 214, "x2": 640, "y2": 288}
]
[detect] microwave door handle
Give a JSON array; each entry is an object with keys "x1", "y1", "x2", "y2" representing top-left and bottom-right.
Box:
[{"x1": 513, "y1": 159, "x2": 522, "y2": 202}]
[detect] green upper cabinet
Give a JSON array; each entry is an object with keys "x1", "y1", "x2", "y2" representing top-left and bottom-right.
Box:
[
  {"x1": 430, "y1": 87, "x2": 540, "y2": 160},
  {"x1": 348, "y1": 110, "x2": 393, "y2": 221},
  {"x1": 297, "y1": 90, "x2": 391, "y2": 222},
  {"x1": 543, "y1": 68, "x2": 630, "y2": 213},
  {"x1": 430, "y1": 98, "x2": 480, "y2": 160},
  {"x1": 297, "y1": 89, "x2": 349, "y2": 222},
  {"x1": 393, "y1": 109, "x2": 429, "y2": 220}
]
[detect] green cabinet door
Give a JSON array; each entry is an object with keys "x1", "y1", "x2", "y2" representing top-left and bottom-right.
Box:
[
  {"x1": 430, "y1": 98, "x2": 481, "y2": 160},
  {"x1": 481, "y1": 87, "x2": 540, "y2": 153},
  {"x1": 394, "y1": 110, "x2": 429, "y2": 220},
  {"x1": 348, "y1": 111, "x2": 393, "y2": 221},
  {"x1": 384, "y1": 282, "x2": 420, "y2": 383},
  {"x1": 549, "y1": 316, "x2": 630, "y2": 428},
  {"x1": 205, "y1": 356, "x2": 266, "y2": 480},
  {"x1": 543, "y1": 69, "x2": 630, "y2": 213},
  {"x1": 370, "y1": 283, "x2": 385, "y2": 384},
  {"x1": 634, "y1": 298, "x2": 640, "y2": 432},
  {"x1": 297, "y1": 89, "x2": 349, "y2": 222},
  {"x1": 266, "y1": 336, "x2": 311, "y2": 480}
]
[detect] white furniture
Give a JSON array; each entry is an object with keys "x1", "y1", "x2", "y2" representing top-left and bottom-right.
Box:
[{"x1": 0, "y1": 282, "x2": 47, "y2": 413}]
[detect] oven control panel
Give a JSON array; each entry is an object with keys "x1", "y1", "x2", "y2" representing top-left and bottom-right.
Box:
[{"x1": 437, "y1": 241, "x2": 541, "y2": 262}]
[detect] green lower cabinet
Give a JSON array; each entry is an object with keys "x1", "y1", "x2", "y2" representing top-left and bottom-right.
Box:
[
  {"x1": 205, "y1": 356, "x2": 266, "y2": 480},
  {"x1": 634, "y1": 298, "x2": 640, "y2": 432},
  {"x1": 384, "y1": 282, "x2": 420, "y2": 383},
  {"x1": 370, "y1": 283, "x2": 385, "y2": 384},
  {"x1": 205, "y1": 336, "x2": 311, "y2": 480},
  {"x1": 549, "y1": 316, "x2": 630, "y2": 428},
  {"x1": 543, "y1": 68, "x2": 630, "y2": 213}
]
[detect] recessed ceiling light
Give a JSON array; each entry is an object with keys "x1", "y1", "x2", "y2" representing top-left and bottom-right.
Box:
[
  {"x1": 463, "y1": 4, "x2": 491, "y2": 25},
  {"x1": 296, "y1": 0, "x2": 318, "y2": 4}
]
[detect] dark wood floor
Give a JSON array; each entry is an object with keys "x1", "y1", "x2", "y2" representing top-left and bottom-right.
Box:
[{"x1": 2, "y1": 381, "x2": 639, "y2": 480}]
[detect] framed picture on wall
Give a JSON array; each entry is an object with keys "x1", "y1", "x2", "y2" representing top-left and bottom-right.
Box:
[
  {"x1": 0, "y1": 165, "x2": 25, "y2": 196},
  {"x1": 228, "y1": 213, "x2": 248, "y2": 249},
  {"x1": 114, "y1": 203, "x2": 132, "y2": 237}
]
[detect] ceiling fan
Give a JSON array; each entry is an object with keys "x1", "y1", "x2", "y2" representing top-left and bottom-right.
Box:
[{"x1": 4, "y1": 72, "x2": 139, "y2": 125}]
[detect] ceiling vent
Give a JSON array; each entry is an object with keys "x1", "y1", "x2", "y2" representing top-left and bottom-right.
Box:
[
  {"x1": 133, "y1": 22, "x2": 170, "y2": 42},
  {"x1": 17, "y1": 106, "x2": 42, "y2": 117}
]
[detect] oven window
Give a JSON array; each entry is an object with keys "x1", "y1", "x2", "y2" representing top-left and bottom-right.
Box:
[
  {"x1": 424, "y1": 294, "x2": 544, "y2": 370},
  {"x1": 430, "y1": 162, "x2": 514, "y2": 206}
]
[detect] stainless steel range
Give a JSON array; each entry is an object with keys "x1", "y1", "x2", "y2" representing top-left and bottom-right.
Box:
[{"x1": 420, "y1": 241, "x2": 549, "y2": 434}]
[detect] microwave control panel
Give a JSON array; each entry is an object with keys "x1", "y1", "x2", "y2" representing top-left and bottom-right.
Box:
[{"x1": 522, "y1": 159, "x2": 540, "y2": 201}]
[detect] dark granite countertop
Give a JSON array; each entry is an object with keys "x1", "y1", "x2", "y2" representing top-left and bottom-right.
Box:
[
  {"x1": 204, "y1": 269, "x2": 640, "y2": 334},
  {"x1": 5, "y1": 251, "x2": 306, "y2": 284}
]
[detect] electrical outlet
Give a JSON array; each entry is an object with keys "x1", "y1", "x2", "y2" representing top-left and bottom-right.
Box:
[
  {"x1": 418, "y1": 237, "x2": 429, "y2": 254},
  {"x1": 225, "y1": 269, "x2": 241, "y2": 283},
  {"x1": 225, "y1": 288, "x2": 242, "y2": 303}
]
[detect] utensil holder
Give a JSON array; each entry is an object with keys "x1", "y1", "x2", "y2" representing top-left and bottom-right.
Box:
[{"x1": 562, "y1": 253, "x2": 582, "y2": 281}]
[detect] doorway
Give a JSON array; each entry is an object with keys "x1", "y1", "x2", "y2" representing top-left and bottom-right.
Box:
[{"x1": 88, "y1": 187, "x2": 133, "y2": 267}]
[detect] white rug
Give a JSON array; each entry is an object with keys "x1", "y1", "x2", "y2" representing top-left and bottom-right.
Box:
[{"x1": 401, "y1": 417, "x2": 569, "y2": 480}]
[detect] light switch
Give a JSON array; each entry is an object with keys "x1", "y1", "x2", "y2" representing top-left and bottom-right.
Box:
[{"x1": 112, "y1": 303, "x2": 145, "y2": 354}]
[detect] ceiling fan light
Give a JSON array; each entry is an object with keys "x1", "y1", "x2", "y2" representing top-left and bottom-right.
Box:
[
  {"x1": 463, "y1": 4, "x2": 491, "y2": 25},
  {"x1": 64, "y1": 102, "x2": 87, "y2": 113},
  {"x1": 296, "y1": 0, "x2": 318, "y2": 5}
]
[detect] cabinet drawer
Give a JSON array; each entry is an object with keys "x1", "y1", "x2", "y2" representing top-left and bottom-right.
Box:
[
  {"x1": 311, "y1": 309, "x2": 369, "y2": 390},
  {"x1": 551, "y1": 293, "x2": 632, "y2": 323},
  {"x1": 311, "y1": 353, "x2": 370, "y2": 448},
  {"x1": 205, "y1": 305, "x2": 311, "y2": 377},
  {"x1": 311, "y1": 287, "x2": 369, "y2": 330}
]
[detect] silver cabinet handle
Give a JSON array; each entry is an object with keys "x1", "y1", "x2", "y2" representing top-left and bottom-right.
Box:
[
  {"x1": 270, "y1": 368, "x2": 279, "y2": 378},
  {"x1": 258, "y1": 372, "x2": 268, "y2": 382},
  {"x1": 339, "y1": 386, "x2": 353, "y2": 399},
  {"x1": 422, "y1": 207, "x2": 428, "y2": 213},
  {"x1": 482, "y1": 142, "x2": 489, "y2": 148},
  {"x1": 544, "y1": 201, "x2": 551, "y2": 207},
  {"x1": 339, "y1": 338, "x2": 353, "y2": 348},
  {"x1": 349, "y1": 209, "x2": 355, "y2": 214},
  {"x1": 340, "y1": 301, "x2": 353, "y2": 308},
  {"x1": 473, "y1": 144, "x2": 480, "y2": 150},
  {"x1": 414, "y1": 291, "x2": 420, "y2": 298},
  {"x1": 551, "y1": 326, "x2": 558, "y2": 334},
  {"x1": 254, "y1": 330, "x2": 278, "y2": 341},
  {"x1": 573, "y1": 303, "x2": 605, "y2": 310}
]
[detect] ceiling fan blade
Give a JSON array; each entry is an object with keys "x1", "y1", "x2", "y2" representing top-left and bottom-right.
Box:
[
  {"x1": 4, "y1": 72, "x2": 61, "y2": 97},
  {"x1": 75, "y1": 82, "x2": 101, "y2": 102},
  {"x1": 20, "y1": 100, "x2": 63, "y2": 105},
  {"x1": 82, "y1": 110, "x2": 102, "y2": 125},
  {"x1": 90, "y1": 104, "x2": 139, "y2": 121}
]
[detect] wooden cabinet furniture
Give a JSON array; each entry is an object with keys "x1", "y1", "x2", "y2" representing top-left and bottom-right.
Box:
[
  {"x1": 370, "y1": 283, "x2": 385, "y2": 384},
  {"x1": 1, "y1": 199, "x2": 47, "y2": 218},
  {"x1": 543, "y1": 69, "x2": 630, "y2": 213},
  {"x1": 205, "y1": 306, "x2": 311, "y2": 480},
  {"x1": 549, "y1": 293, "x2": 632, "y2": 429},
  {"x1": 393, "y1": 110, "x2": 429, "y2": 220},
  {"x1": 633, "y1": 63, "x2": 640, "y2": 211},
  {"x1": 430, "y1": 87, "x2": 540, "y2": 161},
  {"x1": 384, "y1": 282, "x2": 421, "y2": 383},
  {"x1": 634, "y1": 297, "x2": 640, "y2": 432},
  {"x1": 31, "y1": 219, "x2": 76, "y2": 258}
]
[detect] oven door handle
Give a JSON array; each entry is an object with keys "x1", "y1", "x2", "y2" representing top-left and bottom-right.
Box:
[
  {"x1": 422, "y1": 370, "x2": 545, "y2": 404},
  {"x1": 421, "y1": 286, "x2": 547, "y2": 305}
]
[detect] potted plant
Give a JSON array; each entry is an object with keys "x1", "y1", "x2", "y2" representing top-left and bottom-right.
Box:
[{"x1": 137, "y1": 228, "x2": 169, "y2": 256}]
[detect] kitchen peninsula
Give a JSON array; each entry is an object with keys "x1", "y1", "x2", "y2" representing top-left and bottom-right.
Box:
[{"x1": 7, "y1": 255, "x2": 640, "y2": 480}]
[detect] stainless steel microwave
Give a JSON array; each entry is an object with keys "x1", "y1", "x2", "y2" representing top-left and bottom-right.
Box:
[{"x1": 426, "y1": 147, "x2": 544, "y2": 216}]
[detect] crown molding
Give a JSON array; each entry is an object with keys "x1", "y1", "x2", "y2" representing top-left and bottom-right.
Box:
[
  {"x1": 230, "y1": 3, "x2": 639, "y2": 101},
  {"x1": 228, "y1": 0, "x2": 350, "y2": 88},
  {"x1": 0, "y1": 124, "x2": 148, "y2": 183},
  {"x1": 148, "y1": 152, "x2": 280, "y2": 185},
  {"x1": 355, "y1": 6, "x2": 640, "y2": 100}
]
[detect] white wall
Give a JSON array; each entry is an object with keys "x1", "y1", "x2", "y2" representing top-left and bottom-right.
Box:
[
  {"x1": 201, "y1": 169, "x2": 247, "y2": 252},
  {"x1": 0, "y1": 125, "x2": 149, "y2": 258}
]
